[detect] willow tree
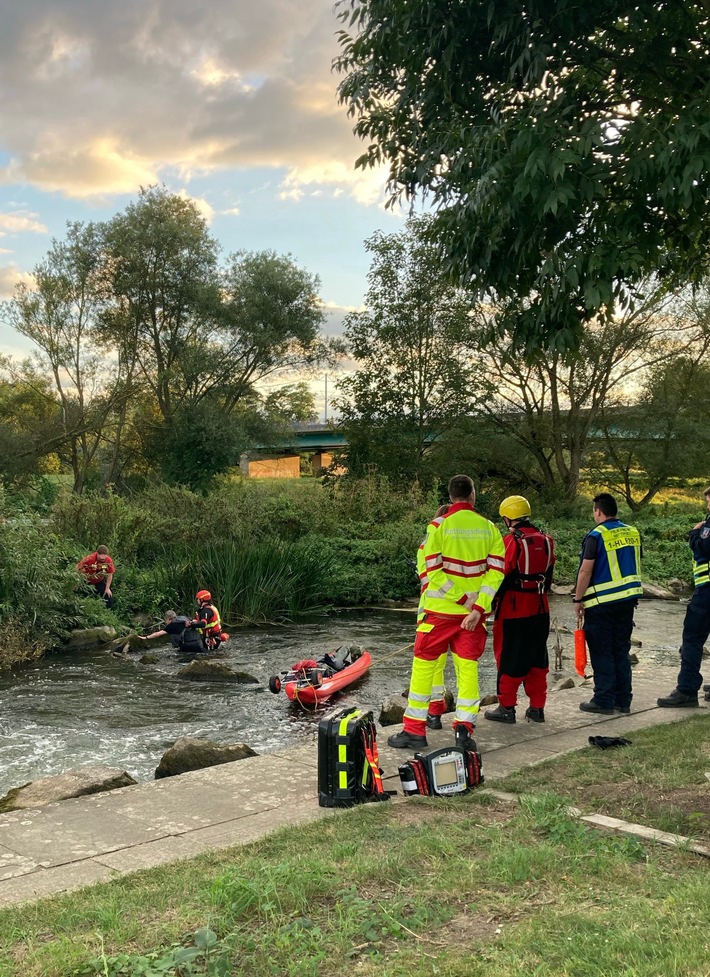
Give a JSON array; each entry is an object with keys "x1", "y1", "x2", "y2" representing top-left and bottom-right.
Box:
[{"x1": 336, "y1": 215, "x2": 481, "y2": 482}]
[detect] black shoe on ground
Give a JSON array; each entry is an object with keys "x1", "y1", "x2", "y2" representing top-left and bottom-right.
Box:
[
  {"x1": 525, "y1": 707, "x2": 545, "y2": 723},
  {"x1": 454, "y1": 725, "x2": 477, "y2": 752},
  {"x1": 426, "y1": 715, "x2": 443, "y2": 730},
  {"x1": 615, "y1": 705, "x2": 631, "y2": 715},
  {"x1": 656, "y1": 688, "x2": 699, "y2": 708},
  {"x1": 705, "y1": 690, "x2": 710, "y2": 702},
  {"x1": 704, "y1": 684, "x2": 710, "y2": 693},
  {"x1": 387, "y1": 729, "x2": 428, "y2": 749},
  {"x1": 484, "y1": 704, "x2": 516, "y2": 724},
  {"x1": 579, "y1": 700, "x2": 614, "y2": 715}
]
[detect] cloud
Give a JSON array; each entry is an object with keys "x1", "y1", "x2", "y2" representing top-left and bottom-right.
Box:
[
  {"x1": 176, "y1": 188, "x2": 215, "y2": 223},
  {"x1": 0, "y1": 211, "x2": 48, "y2": 235},
  {"x1": 0, "y1": 263, "x2": 33, "y2": 298},
  {"x1": 0, "y1": 0, "x2": 383, "y2": 205}
]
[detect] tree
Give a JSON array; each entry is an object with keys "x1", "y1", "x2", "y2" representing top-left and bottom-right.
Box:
[
  {"x1": 595, "y1": 290, "x2": 710, "y2": 509},
  {"x1": 469, "y1": 286, "x2": 684, "y2": 502},
  {"x1": 3, "y1": 224, "x2": 130, "y2": 493},
  {"x1": 335, "y1": 1, "x2": 710, "y2": 351},
  {"x1": 335, "y1": 216, "x2": 481, "y2": 481}
]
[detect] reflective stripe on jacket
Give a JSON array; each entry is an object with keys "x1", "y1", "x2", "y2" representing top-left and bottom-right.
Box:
[
  {"x1": 581, "y1": 521, "x2": 642, "y2": 608},
  {"x1": 419, "y1": 502, "x2": 505, "y2": 617}
]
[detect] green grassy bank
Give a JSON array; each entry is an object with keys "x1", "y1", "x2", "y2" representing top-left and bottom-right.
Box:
[
  {"x1": 0, "y1": 716, "x2": 708, "y2": 977},
  {"x1": 1, "y1": 476, "x2": 706, "y2": 670}
]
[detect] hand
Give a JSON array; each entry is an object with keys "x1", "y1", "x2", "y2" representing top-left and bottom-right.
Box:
[
  {"x1": 694, "y1": 521, "x2": 705, "y2": 529},
  {"x1": 576, "y1": 603, "x2": 585, "y2": 623},
  {"x1": 105, "y1": 588, "x2": 112, "y2": 597},
  {"x1": 138, "y1": 635, "x2": 147, "y2": 641},
  {"x1": 461, "y1": 609, "x2": 482, "y2": 631}
]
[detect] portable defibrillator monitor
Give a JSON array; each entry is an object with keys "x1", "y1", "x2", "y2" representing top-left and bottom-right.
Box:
[{"x1": 421, "y1": 748, "x2": 468, "y2": 795}]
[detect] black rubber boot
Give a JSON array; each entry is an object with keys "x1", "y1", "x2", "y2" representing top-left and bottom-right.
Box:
[
  {"x1": 426, "y1": 714, "x2": 443, "y2": 730},
  {"x1": 579, "y1": 700, "x2": 614, "y2": 715},
  {"x1": 484, "y1": 704, "x2": 516, "y2": 724},
  {"x1": 454, "y1": 725, "x2": 477, "y2": 752},
  {"x1": 657, "y1": 688, "x2": 699, "y2": 708},
  {"x1": 387, "y1": 729, "x2": 428, "y2": 749},
  {"x1": 525, "y1": 707, "x2": 545, "y2": 723}
]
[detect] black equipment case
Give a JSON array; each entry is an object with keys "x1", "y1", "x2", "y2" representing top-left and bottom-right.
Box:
[{"x1": 317, "y1": 706, "x2": 391, "y2": 807}]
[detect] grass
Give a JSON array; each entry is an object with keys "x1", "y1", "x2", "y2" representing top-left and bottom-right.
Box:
[
  {"x1": 496, "y1": 713, "x2": 710, "y2": 840},
  {"x1": 2, "y1": 720, "x2": 710, "y2": 975}
]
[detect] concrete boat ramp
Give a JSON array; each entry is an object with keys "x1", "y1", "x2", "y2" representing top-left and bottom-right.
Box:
[{"x1": 0, "y1": 663, "x2": 707, "y2": 909}]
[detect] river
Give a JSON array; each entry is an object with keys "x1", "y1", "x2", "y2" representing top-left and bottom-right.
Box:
[{"x1": 0, "y1": 598, "x2": 690, "y2": 795}]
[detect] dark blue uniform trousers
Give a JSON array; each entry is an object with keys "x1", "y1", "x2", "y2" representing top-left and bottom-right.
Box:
[
  {"x1": 676, "y1": 583, "x2": 710, "y2": 695},
  {"x1": 584, "y1": 599, "x2": 636, "y2": 710}
]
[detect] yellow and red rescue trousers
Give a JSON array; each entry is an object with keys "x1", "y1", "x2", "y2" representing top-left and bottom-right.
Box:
[
  {"x1": 403, "y1": 502, "x2": 505, "y2": 737},
  {"x1": 417, "y1": 542, "x2": 447, "y2": 716}
]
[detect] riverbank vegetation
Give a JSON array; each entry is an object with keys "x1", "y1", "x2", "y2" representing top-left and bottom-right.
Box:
[
  {"x1": 0, "y1": 474, "x2": 705, "y2": 668},
  {"x1": 0, "y1": 716, "x2": 708, "y2": 977}
]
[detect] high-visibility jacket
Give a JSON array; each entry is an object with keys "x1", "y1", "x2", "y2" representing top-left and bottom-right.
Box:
[
  {"x1": 419, "y1": 501, "x2": 505, "y2": 617},
  {"x1": 689, "y1": 514, "x2": 710, "y2": 588},
  {"x1": 195, "y1": 604, "x2": 222, "y2": 639},
  {"x1": 580, "y1": 520, "x2": 642, "y2": 608}
]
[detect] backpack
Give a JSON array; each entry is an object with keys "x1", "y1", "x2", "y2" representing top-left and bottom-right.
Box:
[
  {"x1": 317, "y1": 707, "x2": 394, "y2": 807},
  {"x1": 509, "y1": 528, "x2": 554, "y2": 593}
]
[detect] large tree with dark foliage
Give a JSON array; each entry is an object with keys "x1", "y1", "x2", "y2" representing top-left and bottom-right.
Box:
[{"x1": 335, "y1": 1, "x2": 710, "y2": 351}]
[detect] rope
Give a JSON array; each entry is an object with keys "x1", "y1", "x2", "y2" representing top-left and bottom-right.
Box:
[{"x1": 368, "y1": 642, "x2": 414, "y2": 667}]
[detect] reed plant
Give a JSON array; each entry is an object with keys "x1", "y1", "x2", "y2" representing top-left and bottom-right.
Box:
[{"x1": 156, "y1": 537, "x2": 336, "y2": 625}]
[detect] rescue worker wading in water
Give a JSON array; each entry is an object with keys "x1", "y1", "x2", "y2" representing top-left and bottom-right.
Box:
[
  {"x1": 189, "y1": 590, "x2": 223, "y2": 652},
  {"x1": 389, "y1": 474, "x2": 506, "y2": 752}
]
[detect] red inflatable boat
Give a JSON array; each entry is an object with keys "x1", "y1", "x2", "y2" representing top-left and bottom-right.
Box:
[{"x1": 268, "y1": 645, "x2": 372, "y2": 705}]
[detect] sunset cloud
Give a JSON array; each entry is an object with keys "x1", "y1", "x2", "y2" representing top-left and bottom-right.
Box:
[
  {"x1": 0, "y1": 0, "x2": 384, "y2": 206},
  {"x1": 0, "y1": 212, "x2": 48, "y2": 236}
]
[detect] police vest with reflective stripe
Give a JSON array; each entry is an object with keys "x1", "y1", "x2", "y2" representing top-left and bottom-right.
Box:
[
  {"x1": 581, "y1": 521, "x2": 642, "y2": 608},
  {"x1": 693, "y1": 556, "x2": 710, "y2": 588}
]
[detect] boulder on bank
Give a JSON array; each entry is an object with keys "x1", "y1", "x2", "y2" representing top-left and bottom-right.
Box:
[
  {"x1": 155, "y1": 736, "x2": 257, "y2": 778},
  {"x1": 379, "y1": 694, "x2": 406, "y2": 726},
  {"x1": 381, "y1": 688, "x2": 456, "y2": 726},
  {"x1": 642, "y1": 583, "x2": 677, "y2": 600},
  {"x1": 64, "y1": 626, "x2": 116, "y2": 650},
  {"x1": 107, "y1": 633, "x2": 164, "y2": 655},
  {"x1": 177, "y1": 660, "x2": 259, "y2": 684},
  {"x1": 0, "y1": 766, "x2": 137, "y2": 812}
]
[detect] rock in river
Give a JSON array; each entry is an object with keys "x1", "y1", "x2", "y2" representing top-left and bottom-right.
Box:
[
  {"x1": 177, "y1": 659, "x2": 259, "y2": 684},
  {"x1": 0, "y1": 766, "x2": 137, "y2": 812},
  {"x1": 155, "y1": 736, "x2": 257, "y2": 778}
]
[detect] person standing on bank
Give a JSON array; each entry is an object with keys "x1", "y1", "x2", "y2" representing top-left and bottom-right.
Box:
[
  {"x1": 657, "y1": 485, "x2": 710, "y2": 707},
  {"x1": 389, "y1": 474, "x2": 505, "y2": 751},
  {"x1": 484, "y1": 496, "x2": 555, "y2": 725},
  {"x1": 574, "y1": 493, "x2": 642, "y2": 715},
  {"x1": 76, "y1": 544, "x2": 115, "y2": 609}
]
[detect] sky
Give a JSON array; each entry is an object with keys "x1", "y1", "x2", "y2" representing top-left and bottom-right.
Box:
[{"x1": 0, "y1": 0, "x2": 405, "y2": 418}]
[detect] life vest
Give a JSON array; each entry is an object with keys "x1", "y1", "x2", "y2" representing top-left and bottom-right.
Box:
[
  {"x1": 79, "y1": 552, "x2": 113, "y2": 585},
  {"x1": 195, "y1": 604, "x2": 222, "y2": 639},
  {"x1": 580, "y1": 521, "x2": 642, "y2": 608}
]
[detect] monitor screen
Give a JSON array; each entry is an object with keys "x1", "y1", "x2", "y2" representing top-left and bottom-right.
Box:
[{"x1": 433, "y1": 759, "x2": 458, "y2": 788}]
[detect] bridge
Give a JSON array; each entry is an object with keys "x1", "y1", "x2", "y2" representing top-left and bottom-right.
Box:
[{"x1": 242, "y1": 423, "x2": 346, "y2": 477}]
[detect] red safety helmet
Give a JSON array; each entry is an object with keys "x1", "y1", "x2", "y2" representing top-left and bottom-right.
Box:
[{"x1": 195, "y1": 589, "x2": 211, "y2": 602}]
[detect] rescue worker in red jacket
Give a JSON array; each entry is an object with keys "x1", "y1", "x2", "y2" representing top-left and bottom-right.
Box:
[
  {"x1": 389, "y1": 474, "x2": 505, "y2": 751},
  {"x1": 190, "y1": 590, "x2": 223, "y2": 651},
  {"x1": 484, "y1": 496, "x2": 555, "y2": 725},
  {"x1": 76, "y1": 544, "x2": 115, "y2": 609}
]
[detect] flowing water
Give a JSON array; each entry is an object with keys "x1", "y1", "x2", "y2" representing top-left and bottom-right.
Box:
[{"x1": 0, "y1": 598, "x2": 690, "y2": 795}]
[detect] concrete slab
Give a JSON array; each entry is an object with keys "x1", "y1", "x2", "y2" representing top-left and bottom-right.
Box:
[
  {"x1": 0, "y1": 799, "x2": 159, "y2": 868},
  {"x1": 0, "y1": 660, "x2": 706, "y2": 910},
  {"x1": 0, "y1": 859, "x2": 115, "y2": 908}
]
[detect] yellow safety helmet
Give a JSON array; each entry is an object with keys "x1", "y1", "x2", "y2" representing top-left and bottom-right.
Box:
[{"x1": 499, "y1": 495, "x2": 531, "y2": 520}]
